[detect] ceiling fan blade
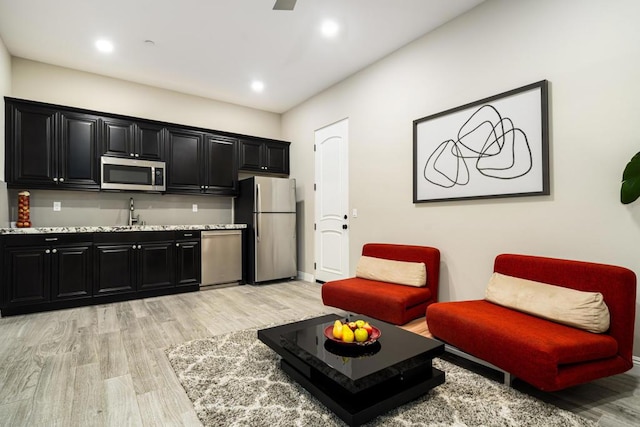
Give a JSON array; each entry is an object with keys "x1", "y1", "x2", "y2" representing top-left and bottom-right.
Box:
[{"x1": 273, "y1": 0, "x2": 297, "y2": 11}]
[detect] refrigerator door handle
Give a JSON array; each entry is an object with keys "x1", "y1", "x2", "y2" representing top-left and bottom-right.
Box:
[
  {"x1": 256, "y1": 183, "x2": 262, "y2": 213},
  {"x1": 256, "y1": 213, "x2": 261, "y2": 241}
]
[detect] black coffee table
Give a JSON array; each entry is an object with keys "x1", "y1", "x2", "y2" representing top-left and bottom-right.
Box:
[{"x1": 258, "y1": 313, "x2": 445, "y2": 426}]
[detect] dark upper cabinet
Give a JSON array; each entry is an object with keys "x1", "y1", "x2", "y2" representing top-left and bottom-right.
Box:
[
  {"x1": 6, "y1": 103, "x2": 57, "y2": 186},
  {"x1": 59, "y1": 111, "x2": 100, "y2": 188},
  {"x1": 136, "y1": 122, "x2": 165, "y2": 160},
  {"x1": 5, "y1": 101, "x2": 99, "y2": 190},
  {"x1": 102, "y1": 118, "x2": 164, "y2": 161},
  {"x1": 238, "y1": 139, "x2": 289, "y2": 175},
  {"x1": 204, "y1": 135, "x2": 238, "y2": 195},
  {"x1": 165, "y1": 127, "x2": 203, "y2": 192},
  {"x1": 5, "y1": 98, "x2": 287, "y2": 194},
  {"x1": 165, "y1": 128, "x2": 238, "y2": 195}
]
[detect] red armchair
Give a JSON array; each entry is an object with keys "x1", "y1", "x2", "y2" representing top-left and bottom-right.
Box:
[
  {"x1": 321, "y1": 243, "x2": 440, "y2": 325},
  {"x1": 427, "y1": 254, "x2": 636, "y2": 391}
]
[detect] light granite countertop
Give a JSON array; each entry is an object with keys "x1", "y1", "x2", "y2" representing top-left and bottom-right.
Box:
[{"x1": 0, "y1": 224, "x2": 246, "y2": 235}]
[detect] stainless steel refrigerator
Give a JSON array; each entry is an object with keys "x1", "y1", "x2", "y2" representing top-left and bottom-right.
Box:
[{"x1": 235, "y1": 176, "x2": 297, "y2": 284}]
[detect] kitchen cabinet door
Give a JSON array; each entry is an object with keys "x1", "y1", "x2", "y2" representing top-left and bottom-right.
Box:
[
  {"x1": 59, "y1": 111, "x2": 100, "y2": 189},
  {"x1": 203, "y1": 135, "x2": 238, "y2": 195},
  {"x1": 52, "y1": 244, "x2": 93, "y2": 300},
  {"x1": 3, "y1": 246, "x2": 51, "y2": 306},
  {"x1": 102, "y1": 117, "x2": 135, "y2": 158},
  {"x1": 165, "y1": 128, "x2": 203, "y2": 193},
  {"x1": 137, "y1": 241, "x2": 175, "y2": 290},
  {"x1": 176, "y1": 238, "x2": 201, "y2": 287},
  {"x1": 264, "y1": 142, "x2": 289, "y2": 175},
  {"x1": 6, "y1": 100, "x2": 100, "y2": 190},
  {"x1": 94, "y1": 243, "x2": 137, "y2": 296},
  {"x1": 102, "y1": 118, "x2": 165, "y2": 161},
  {"x1": 238, "y1": 139, "x2": 263, "y2": 172},
  {"x1": 6, "y1": 103, "x2": 58, "y2": 186},
  {"x1": 238, "y1": 139, "x2": 290, "y2": 176},
  {"x1": 136, "y1": 122, "x2": 165, "y2": 161}
]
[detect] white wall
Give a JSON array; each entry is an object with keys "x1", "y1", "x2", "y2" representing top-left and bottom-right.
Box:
[
  {"x1": 0, "y1": 35, "x2": 11, "y2": 226},
  {"x1": 6, "y1": 58, "x2": 283, "y2": 227},
  {"x1": 283, "y1": 0, "x2": 640, "y2": 354},
  {"x1": 12, "y1": 58, "x2": 281, "y2": 139}
]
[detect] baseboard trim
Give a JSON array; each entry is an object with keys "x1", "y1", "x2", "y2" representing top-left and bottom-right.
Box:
[
  {"x1": 633, "y1": 356, "x2": 640, "y2": 366},
  {"x1": 297, "y1": 271, "x2": 315, "y2": 283}
]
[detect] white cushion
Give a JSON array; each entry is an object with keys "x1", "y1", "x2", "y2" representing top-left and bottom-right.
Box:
[
  {"x1": 485, "y1": 272, "x2": 610, "y2": 333},
  {"x1": 355, "y1": 255, "x2": 427, "y2": 287}
]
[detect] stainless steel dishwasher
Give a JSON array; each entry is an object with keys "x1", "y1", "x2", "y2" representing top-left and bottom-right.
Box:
[{"x1": 201, "y1": 230, "x2": 243, "y2": 287}]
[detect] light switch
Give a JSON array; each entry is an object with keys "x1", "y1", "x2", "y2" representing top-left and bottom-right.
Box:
[
  {"x1": 192, "y1": 204, "x2": 198, "y2": 212},
  {"x1": 352, "y1": 208, "x2": 358, "y2": 218},
  {"x1": 53, "y1": 201, "x2": 61, "y2": 211}
]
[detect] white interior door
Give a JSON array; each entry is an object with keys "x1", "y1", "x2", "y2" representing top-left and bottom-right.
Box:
[{"x1": 314, "y1": 118, "x2": 349, "y2": 283}]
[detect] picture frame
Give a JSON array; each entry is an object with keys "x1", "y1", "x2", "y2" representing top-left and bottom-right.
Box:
[{"x1": 413, "y1": 80, "x2": 549, "y2": 203}]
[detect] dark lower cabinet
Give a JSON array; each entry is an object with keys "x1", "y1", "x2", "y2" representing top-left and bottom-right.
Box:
[
  {"x1": 138, "y1": 241, "x2": 175, "y2": 290},
  {"x1": 0, "y1": 230, "x2": 204, "y2": 316},
  {"x1": 94, "y1": 232, "x2": 175, "y2": 294},
  {"x1": 2, "y1": 234, "x2": 93, "y2": 308},
  {"x1": 94, "y1": 243, "x2": 137, "y2": 295},
  {"x1": 176, "y1": 231, "x2": 201, "y2": 287},
  {"x1": 52, "y1": 244, "x2": 93, "y2": 300},
  {"x1": 3, "y1": 246, "x2": 50, "y2": 306}
]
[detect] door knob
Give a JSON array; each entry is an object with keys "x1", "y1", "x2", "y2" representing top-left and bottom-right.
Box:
[{"x1": 343, "y1": 215, "x2": 347, "y2": 220}]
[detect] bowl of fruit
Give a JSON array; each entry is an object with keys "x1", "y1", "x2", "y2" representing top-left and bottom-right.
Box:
[{"x1": 324, "y1": 319, "x2": 381, "y2": 346}]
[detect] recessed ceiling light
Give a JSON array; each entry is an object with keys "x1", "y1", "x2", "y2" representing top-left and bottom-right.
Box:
[
  {"x1": 321, "y1": 20, "x2": 339, "y2": 38},
  {"x1": 95, "y1": 39, "x2": 114, "y2": 53},
  {"x1": 251, "y1": 81, "x2": 265, "y2": 93}
]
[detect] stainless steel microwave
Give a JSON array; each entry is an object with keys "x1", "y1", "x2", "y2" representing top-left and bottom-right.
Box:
[{"x1": 100, "y1": 156, "x2": 166, "y2": 192}]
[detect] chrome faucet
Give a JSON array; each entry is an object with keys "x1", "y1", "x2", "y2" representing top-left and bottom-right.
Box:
[{"x1": 128, "y1": 197, "x2": 140, "y2": 226}]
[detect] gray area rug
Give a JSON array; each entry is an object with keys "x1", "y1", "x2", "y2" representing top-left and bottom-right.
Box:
[{"x1": 166, "y1": 327, "x2": 595, "y2": 427}]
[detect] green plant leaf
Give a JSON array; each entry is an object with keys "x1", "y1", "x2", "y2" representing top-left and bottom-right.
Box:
[{"x1": 621, "y1": 151, "x2": 640, "y2": 204}]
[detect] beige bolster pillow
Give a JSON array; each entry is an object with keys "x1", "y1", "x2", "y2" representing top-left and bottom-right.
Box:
[
  {"x1": 356, "y1": 255, "x2": 427, "y2": 287},
  {"x1": 485, "y1": 272, "x2": 610, "y2": 333}
]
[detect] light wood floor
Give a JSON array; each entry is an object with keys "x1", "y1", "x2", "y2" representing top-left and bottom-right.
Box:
[{"x1": 0, "y1": 280, "x2": 638, "y2": 426}]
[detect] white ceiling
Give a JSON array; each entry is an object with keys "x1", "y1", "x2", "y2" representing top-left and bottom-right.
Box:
[{"x1": 0, "y1": 0, "x2": 484, "y2": 113}]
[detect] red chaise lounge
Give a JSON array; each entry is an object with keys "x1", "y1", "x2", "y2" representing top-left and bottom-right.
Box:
[
  {"x1": 427, "y1": 253, "x2": 636, "y2": 391},
  {"x1": 321, "y1": 243, "x2": 440, "y2": 325}
]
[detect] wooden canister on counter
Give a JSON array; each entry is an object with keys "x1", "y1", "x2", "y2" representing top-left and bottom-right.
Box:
[{"x1": 17, "y1": 191, "x2": 31, "y2": 228}]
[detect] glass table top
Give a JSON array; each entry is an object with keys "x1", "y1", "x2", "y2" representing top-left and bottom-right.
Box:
[{"x1": 279, "y1": 314, "x2": 443, "y2": 382}]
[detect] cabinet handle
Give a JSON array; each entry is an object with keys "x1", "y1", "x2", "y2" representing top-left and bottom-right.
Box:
[
  {"x1": 137, "y1": 245, "x2": 141, "y2": 249},
  {"x1": 205, "y1": 185, "x2": 209, "y2": 189},
  {"x1": 52, "y1": 249, "x2": 57, "y2": 253},
  {"x1": 132, "y1": 244, "x2": 136, "y2": 249},
  {"x1": 130, "y1": 153, "x2": 135, "y2": 157},
  {"x1": 176, "y1": 243, "x2": 180, "y2": 247},
  {"x1": 45, "y1": 249, "x2": 50, "y2": 254},
  {"x1": 53, "y1": 177, "x2": 58, "y2": 182},
  {"x1": 184, "y1": 233, "x2": 193, "y2": 237},
  {"x1": 45, "y1": 237, "x2": 58, "y2": 242},
  {"x1": 135, "y1": 154, "x2": 140, "y2": 158},
  {"x1": 59, "y1": 177, "x2": 64, "y2": 182}
]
